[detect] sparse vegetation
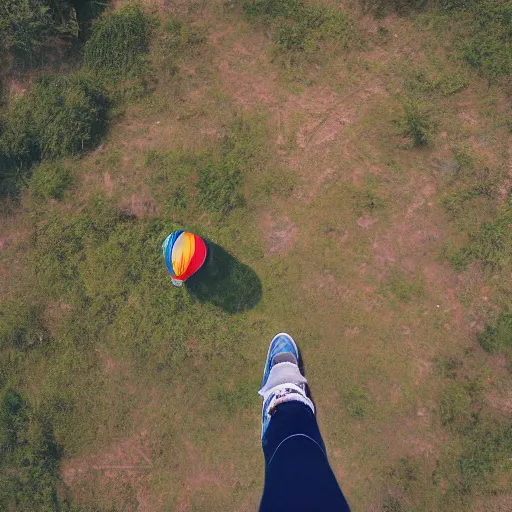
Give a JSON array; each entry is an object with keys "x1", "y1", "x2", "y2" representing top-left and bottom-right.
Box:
[
  {"x1": 242, "y1": 0, "x2": 354, "y2": 54},
  {"x1": 398, "y1": 99, "x2": 434, "y2": 147},
  {"x1": 1, "y1": 0, "x2": 512, "y2": 511}
]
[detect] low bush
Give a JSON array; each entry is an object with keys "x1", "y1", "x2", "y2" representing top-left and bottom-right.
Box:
[
  {"x1": 0, "y1": 0, "x2": 101, "y2": 67},
  {"x1": 32, "y1": 73, "x2": 109, "y2": 158},
  {"x1": 0, "y1": 0, "x2": 57, "y2": 65},
  {"x1": 0, "y1": 71, "x2": 108, "y2": 195},
  {"x1": 84, "y1": 4, "x2": 150, "y2": 77},
  {"x1": 398, "y1": 99, "x2": 434, "y2": 147},
  {"x1": 478, "y1": 313, "x2": 512, "y2": 355}
]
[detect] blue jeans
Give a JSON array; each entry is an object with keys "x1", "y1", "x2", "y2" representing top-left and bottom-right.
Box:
[{"x1": 260, "y1": 401, "x2": 351, "y2": 511}]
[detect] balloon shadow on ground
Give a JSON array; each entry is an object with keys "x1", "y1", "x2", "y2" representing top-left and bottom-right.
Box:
[{"x1": 186, "y1": 241, "x2": 262, "y2": 314}]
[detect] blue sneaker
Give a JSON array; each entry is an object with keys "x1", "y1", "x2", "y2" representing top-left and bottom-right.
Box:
[
  {"x1": 259, "y1": 333, "x2": 314, "y2": 437},
  {"x1": 261, "y1": 333, "x2": 300, "y2": 389}
]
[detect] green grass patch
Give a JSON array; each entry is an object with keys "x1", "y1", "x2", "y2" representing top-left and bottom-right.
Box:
[
  {"x1": 478, "y1": 313, "x2": 512, "y2": 371},
  {"x1": 449, "y1": 198, "x2": 512, "y2": 271},
  {"x1": 438, "y1": 381, "x2": 472, "y2": 433},
  {"x1": 342, "y1": 384, "x2": 371, "y2": 418},
  {"x1": 460, "y1": 0, "x2": 512, "y2": 81},
  {"x1": 28, "y1": 161, "x2": 73, "y2": 202},
  {"x1": 241, "y1": 0, "x2": 355, "y2": 55},
  {"x1": 84, "y1": 4, "x2": 151, "y2": 78}
]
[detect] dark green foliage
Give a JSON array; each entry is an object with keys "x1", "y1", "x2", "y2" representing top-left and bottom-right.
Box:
[
  {"x1": 29, "y1": 160, "x2": 73, "y2": 200},
  {"x1": 461, "y1": 0, "x2": 512, "y2": 80},
  {"x1": 460, "y1": 199, "x2": 512, "y2": 270},
  {"x1": 399, "y1": 99, "x2": 434, "y2": 147},
  {"x1": 0, "y1": 96, "x2": 41, "y2": 196},
  {"x1": 0, "y1": 72, "x2": 108, "y2": 195},
  {"x1": 0, "y1": 300, "x2": 50, "y2": 351},
  {"x1": 84, "y1": 4, "x2": 150, "y2": 76},
  {"x1": 0, "y1": 0, "x2": 102, "y2": 66},
  {"x1": 478, "y1": 313, "x2": 512, "y2": 354},
  {"x1": 0, "y1": 390, "x2": 29, "y2": 462},
  {"x1": 0, "y1": 389, "x2": 62, "y2": 511},
  {"x1": 0, "y1": 0, "x2": 57, "y2": 64},
  {"x1": 32, "y1": 73, "x2": 109, "y2": 158},
  {"x1": 242, "y1": 0, "x2": 353, "y2": 53}
]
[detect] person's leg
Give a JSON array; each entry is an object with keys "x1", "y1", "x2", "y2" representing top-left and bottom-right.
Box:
[{"x1": 259, "y1": 333, "x2": 350, "y2": 512}]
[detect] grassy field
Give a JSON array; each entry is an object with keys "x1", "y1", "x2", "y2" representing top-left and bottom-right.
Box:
[{"x1": 1, "y1": 1, "x2": 511, "y2": 511}]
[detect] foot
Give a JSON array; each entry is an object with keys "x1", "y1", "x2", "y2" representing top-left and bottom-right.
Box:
[{"x1": 260, "y1": 333, "x2": 314, "y2": 437}]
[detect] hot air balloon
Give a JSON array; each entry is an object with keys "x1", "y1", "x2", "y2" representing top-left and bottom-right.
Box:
[{"x1": 162, "y1": 231, "x2": 208, "y2": 287}]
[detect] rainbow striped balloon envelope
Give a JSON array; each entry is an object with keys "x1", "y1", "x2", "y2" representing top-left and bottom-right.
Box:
[{"x1": 162, "y1": 231, "x2": 208, "y2": 286}]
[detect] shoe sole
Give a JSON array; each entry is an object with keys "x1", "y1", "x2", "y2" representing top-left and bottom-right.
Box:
[{"x1": 263, "y1": 332, "x2": 299, "y2": 379}]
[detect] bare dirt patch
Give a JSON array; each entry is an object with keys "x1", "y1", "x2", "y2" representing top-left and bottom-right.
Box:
[
  {"x1": 175, "y1": 442, "x2": 235, "y2": 512},
  {"x1": 63, "y1": 430, "x2": 153, "y2": 512},
  {"x1": 294, "y1": 167, "x2": 337, "y2": 204},
  {"x1": 214, "y1": 28, "x2": 278, "y2": 110},
  {"x1": 357, "y1": 215, "x2": 378, "y2": 229},
  {"x1": 119, "y1": 193, "x2": 158, "y2": 218},
  {"x1": 262, "y1": 213, "x2": 298, "y2": 256},
  {"x1": 104, "y1": 171, "x2": 114, "y2": 197}
]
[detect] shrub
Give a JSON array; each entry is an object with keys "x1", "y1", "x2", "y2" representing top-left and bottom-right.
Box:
[
  {"x1": 0, "y1": 0, "x2": 56, "y2": 64},
  {"x1": 0, "y1": 0, "x2": 92, "y2": 67},
  {"x1": 0, "y1": 97, "x2": 40, "y2": 195},
  {"x1": 32, "y1": 73, "x2": 109, "y2": 158},
  {"x1": 84, "y1": 4, "x2": 150, "y2": 77},
  {"x1": 478, "y1": 313, "x2": 512, "y2": 354},
  {"x1": 399, "y1": 99, "x2": 434, "y2": 147},
  {"x1": 0, "y1": 71, "x2": 108, "y2": 195},
  {"x1": 29, "y1": 160, "x2": 73, "y2": 200}
]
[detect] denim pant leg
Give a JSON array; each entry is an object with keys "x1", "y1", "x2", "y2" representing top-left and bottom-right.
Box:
[{"x1": 259, "y1": 401, "x2": 351, "y2": 512}]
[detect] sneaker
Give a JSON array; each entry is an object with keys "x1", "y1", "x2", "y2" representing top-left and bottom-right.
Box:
[{"x1": 259, "y1": 333, "x2": 314, "y2": 437}]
